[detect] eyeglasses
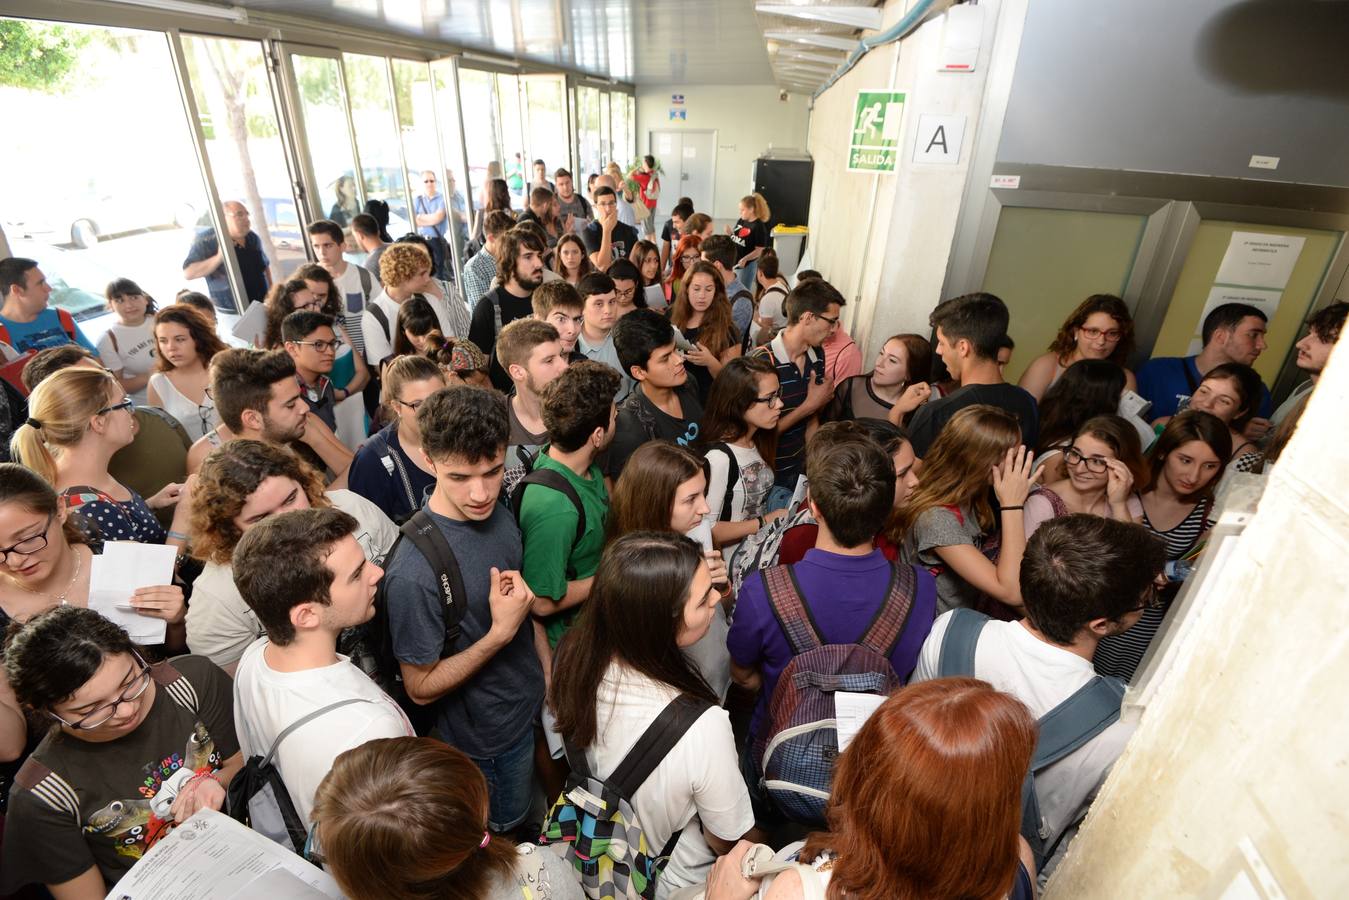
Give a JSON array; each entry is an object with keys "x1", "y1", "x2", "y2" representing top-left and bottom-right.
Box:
[
  {"x1": 290, "y1": 338, "x2": 344, "y2": 354},
  {"x1": 1063, "y1": 447, "x2": 1109, "y2": 473},
  {"x1": 1079, "y1": 326, "x2": 1123, "y2": 342},
  {"x1": 680, "y1": 254, "x2": 699, "y2": 264},
  {"x1": 393, "y1": 397, "x2": 426, "y2": 412},
  {"x1": 1126, "y1": 578, "x2": 1167, "y2": 614},
  {"x1": 97, "y1": 397, "x2": 135, "y2": 416},
  {"x1": 0, "y1": 510, "x2": 56, "y2": 564},
  {"x1": 49, "y1": 654, "x2": 152, "y2": 730},
  {"x1": 614, "y1": 287, "x2": 635, "y2": 301},
  {"x1": 298, "y1": 298, "x2": 326, "y2": 311},
  {"x1": 816, "y1": 313, "x2": 840, "y2": 327},
  {"x1": 751, "y1": 389, "x2": 782, "y2": 405}
]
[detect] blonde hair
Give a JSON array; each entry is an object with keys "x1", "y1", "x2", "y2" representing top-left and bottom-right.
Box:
[
  {"x1": 379, "y1": 243, "x2": 433, "y2": 288},
  {"x1": 741, "y1": 192, "x2": 770, "y2": 221},
  {"x1": 11, "y1": 368, "x2": 120, "y2": 485},
  {"x1": 380, "y1": 354, "x2": 445, "y2": 407},
  {"x1": 888, "y1": 405, "x2": 1021, "y2": 539}
]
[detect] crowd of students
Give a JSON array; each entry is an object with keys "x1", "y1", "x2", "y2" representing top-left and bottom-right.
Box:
[{"x1": 0, "y1": 168, "x2": 1343, "y2": 900}]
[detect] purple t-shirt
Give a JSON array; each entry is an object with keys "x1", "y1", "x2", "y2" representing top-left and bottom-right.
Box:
[{"x1": 727, "y1": 549, "x2": 938, "y2": 743}]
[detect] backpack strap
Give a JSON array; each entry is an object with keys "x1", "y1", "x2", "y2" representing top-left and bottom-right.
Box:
[
  {"x1": 608, "y1": 693, "x2": 714, "y2": 800},
  {"x1": 761, "y1": 565, "x2": 825, "y2": 656},
  {"x1": 937, "y1": 608, "x2": 991, "y2": 678},
  {"x1": 856, "y1": 563, "x2": 918, "y2": 658},
  {"x1": 400, "y1": 509, "x2": 470, "y2": 650},
  {"x1": 708, "y1": 443, "x2": 741, "y2": 522},
  {"x1": 369, "y1": 304, "x2": 391, "y2": 342},
  {"x1": 372, "y1": 430, "x2": 418, "y2": 512},
  {"x1": 56, "y1": 308, "x2": 77, "y2": 342},
  {"x1": 512, "y1": 466, "x2": 587, "y2": 547},
  {"x1": 356, "y1": 265, "x2": 373, "y2": 300},
  {"x1": 261, "y1": 698, "x2": 371, "y2": 768},
  {"x1": 1030, "y1": 676, "x2": 1125, "y2": 774},
  {"x1": 0, "y1": 323, "x2": 9, "y2": 346}
]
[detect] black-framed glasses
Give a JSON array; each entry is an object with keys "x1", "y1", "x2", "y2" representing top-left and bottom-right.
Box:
[
  {"x1": 751, "y1": 389, "x2": 782, "y2": 405},
  {"x1": 1063, "y1": 447, "x2": 1109, "y2": 473},
  {"x1": 0, "y1": 510, "x2": 56, "y2": 563},
  {"x1": 291, "y1": 338, "x2": 345, "y2": 354},
  {"x1": 48, "y1": 653, "x2": 152, "y2": 730},
  {"x1": 97, "y1": 397, "x2": 135, "y2": 416},
  {"x1": 614, "y1": 286, "x2": 636, "y2": 301},
  {"x1": 1126, "y1": 578, "x2": 1167, "y2": 614},
  {"x1": 393, "y1": 397, "x2": 426, "y2": 412},
  {"x1": 816, "y1": 313, "x2": 840, "y2": 326}
]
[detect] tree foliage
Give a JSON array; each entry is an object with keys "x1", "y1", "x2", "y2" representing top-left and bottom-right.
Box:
[{"x1": 0, "y1": 19, "x2": 89, "y2": 92}]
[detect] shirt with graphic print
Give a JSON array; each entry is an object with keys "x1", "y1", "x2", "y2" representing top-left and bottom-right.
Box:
[{"x1": 1, "y1": 655, "x2": 238, "y2": 893}]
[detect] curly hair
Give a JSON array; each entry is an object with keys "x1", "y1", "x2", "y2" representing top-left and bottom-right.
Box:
[
  {"x1": 1047, "y1": 294, "x2": 1135, "y2": 365},
  {"x1": 262, "y1": 279, "x2": 316, "y2": 349},
  {"x1": 189, "y1": 439, "x2": 328, "y2": 565},
  {"x1": 541, "y1": 360, "x2": 620, "y2": 452},
  {"x1": 379, "y1": 242, "x2": 433, "y2": 289},
  {"x1": 153, "y1": 304, "x2": 228, "y2": 372},
  {"x1": 418, "y1": 386, "x2": 508, "y2": 464},
  {"x1": 294, "y1": 263, "x2": 342, "y2": 318}
]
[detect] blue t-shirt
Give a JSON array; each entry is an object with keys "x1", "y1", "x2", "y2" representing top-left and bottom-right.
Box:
[
  {"x1": 383, "y1": 503, "x2": 544, "y2": 758},
  {"x1": 1136, "y1": 355, "x2": 1273, "y2": 420},
  {"x1": 727, "y1": 549, "x2": 937, "y2": 744},
  {"x1": 0, "y1": 308, "x2": 96, "y2": 355},
  {"x1": 348, "y1": 423, "x2": 438, "y2": 524},
  {"x1": 415, "y1": 193, "x2": 448, "y2": 239},
  {"x1": 182, "y1": 229, "x2": 270, "y2": 309}
]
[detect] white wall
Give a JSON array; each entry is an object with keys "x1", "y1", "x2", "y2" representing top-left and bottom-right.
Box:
[{"x1": 635, "y1": 84, "x2": 811, "y2": 221}]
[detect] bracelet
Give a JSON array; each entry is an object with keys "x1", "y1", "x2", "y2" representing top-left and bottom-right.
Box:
[
  {"x1": 757, "y1": 515, "x2": 766, "y2": 530},
  {"x1": 185, "y1": 771, "x2": 221, "y2": 792},
  {"x1": 167, "y1": 530, "x2": 189, "y2": 541},
  {"x1": 1001, "y1": 505, "x2": 1024, "y2": 512}
]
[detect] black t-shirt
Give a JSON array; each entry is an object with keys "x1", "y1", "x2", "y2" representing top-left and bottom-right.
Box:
[
  {"x1": 907, "y1": 382, "x2": 1041, "y2": 458},
  {"x1": 582, "y1": 220, "x2": 641, "y2": 267},
  {"x1": 1, "y1": 655, "x2": 238, "y2": 892},
  {"x1": 469, "y1": 285, "x2": 536, "y2": 391},
  {"x1": 729, "y1": 219, "x2": 769, "y2": 263},
  {"x1": 680, "y1": 323, "x2": 738, "y2": 404},
  {"x1": 182, "y1": 229, "x2": 269, "y2": 310},
  {"x1": 660, "y1": 218, "x2": 677, "y2": 245},
  {"x1": 603, "y1": 382, "x2": 703, "y2": 479}
]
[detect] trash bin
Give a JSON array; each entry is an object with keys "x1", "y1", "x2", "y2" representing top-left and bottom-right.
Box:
[{"x1": 771, "y1": 225, "x2": 808, "y2": 277}]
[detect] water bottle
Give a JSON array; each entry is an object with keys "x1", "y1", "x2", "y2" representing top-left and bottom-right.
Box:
[{"x1": 1164, "y1": 559, "x2": 1194, "y2": 582}]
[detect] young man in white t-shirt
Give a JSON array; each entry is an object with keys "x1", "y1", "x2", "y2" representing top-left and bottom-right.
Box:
[
  {"x1": 912, "y1": 514, "x2": 1165, "y2": 875},
  {"x1": 231, "y1": 506, "x2": 412, "y2": 825},
  {"x1": 309, "y1": 219, "x2": 374, "y2": 357}
]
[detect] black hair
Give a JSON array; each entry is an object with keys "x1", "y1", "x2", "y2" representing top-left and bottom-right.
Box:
[
  {"x1": 1036, "y1": 359, "x2": 1128, "y2": 455},
  {"x1": 233, "y1": 508, "x2": 359, "y2": 646},
  {"x1": 929, "y1": 292, "x2": 1010, "y2": 360},
  {"x1": 1021, "y1": 515, "x2": 1166, "y2": 644},
  {"x1": 608, "y1": 259, "x2": 641, "y2": 286},
  {"x1": 1201, "y1": 303, "x2": 1267, "y2": 346},
  {"x1": 577, "y1": 271, "x2": 616, "y2": 299},
  {"x1": 0, "y1": 258, "x2": 38, "y2": 298},
  {"x1": 363, "y1": 199, "x2": 393, "y2": 241},
  {"x1": 671, "y1": 201, "x2": 695, "y2": 221},
  {"x1": 796, "y1": 269, "x2": 823, "y2": 282},
  {"x1": 613, "y1": 308, "x2": 676, "y2": 374},
  {"x1": 785, "y1": 276, "x2": 846, "y2": 325},
  {"x1": 699, "y1": 234, "x2": 738, "y2": 270},
  {"x1": 418, "y1": 386, "x2": 509, "y2": 464},
  {"x1": 594, "y1": 186, "x2": 616, "y2": 200},
  {"x1": 211, "y1": 348, "x2": 298, "y2": 433},
  {"x1": 1306, "y1": 300, "x2": 1348, "y2": 345},
  {"x1": 307, "y1": 219, "x2": 345, "y2": 244},
  {"x1": 281, "y1": 310, "x2": 335, "y2": 344},
  {"x1": 541, "y1": 361, "x2": 619, "y2": 452},
  {"x1": 805, "y1": 424, "x2": 896, "y2": 547},
  {"x1": 4, "y1": 606, "x2": 138, "y2": 713},
  {"x1": 351, "y1": 213, "x2": 380, "y2": 239}
]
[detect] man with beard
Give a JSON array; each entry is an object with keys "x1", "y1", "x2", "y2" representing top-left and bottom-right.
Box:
[
  {"x1": 186, "y1": 348, "x2": 353, "y2": 483},
  {"x1": 469, "y1": 229, "x2": 546, "y2": 391}
]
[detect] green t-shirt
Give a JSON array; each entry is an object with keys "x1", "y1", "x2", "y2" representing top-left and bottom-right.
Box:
[{"x1": 519, "y1": 449, "x2": 609, "y2": 647}]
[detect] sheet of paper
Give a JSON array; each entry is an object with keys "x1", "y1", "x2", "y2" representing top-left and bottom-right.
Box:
[
  {"x1": 835, "y1": 691, "x2": 888, "y2": 752},
  {"x1": 1185, "y1": 286, "x2": 1284, "y2": 355},
  {"x1": 1214, "y1": 232, "x2": 1304, "y2": 290},
  {"x1": 644, "y1": 284, "x2": 668, "y2": 311},
  {"x1": 788, "y1": 474, "x2": 809, "y2": 512},
  {"x1": 104, "y1": 808, "x2": 344, "y2": 900},
  {"x1": 231, "y1": 300, "x2": 268, "y2": 348},
  {"x1": 686, "y1": 518, "x2": 714, "y2": 553},
  {"x1": 88, "y1": 540, "x2": 177, "y2": 644}
]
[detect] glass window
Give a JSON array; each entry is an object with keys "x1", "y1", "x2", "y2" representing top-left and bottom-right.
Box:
[
  {"x1": 523, "y1": 75, "x2": 570, "y2": 185},
  {"x1": 289, "y1": 53, "x2": 361, "y2": 229},
  {"x1": 459, "y1": 68, "x2": 502, "y2": 215},
  {"x1": 431, "y1": 58, "x2": 473, "y2": 270},
  {"x1": 393, "y1": 59, "x2": 457, "y2": 270},
  {"x1": 0, "y1": 19, "x2": 212, "y2": 323},
  {"x1": 343, "y1": 53, "x2": 408, "y2": 228},
  {"x1": 610, "y1": 92, "x2": 631, "y2": 169},
  {"x1": 496, "y1": 73, "x2": 526, "y2": 207},
  {"x1": 182, "y1": 34, "x2": 305, "y2": 301},
  {"x1": 577, "y1": 85, "x2": 603, "y2": 181},
  {"x1": 599, "y1": 90, "x2": 612, "y2": 166}
]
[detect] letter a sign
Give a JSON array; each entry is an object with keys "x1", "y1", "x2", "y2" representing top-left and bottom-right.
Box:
[{"x1": 848, "y1": 90, "x2": 906, "y2": 173}]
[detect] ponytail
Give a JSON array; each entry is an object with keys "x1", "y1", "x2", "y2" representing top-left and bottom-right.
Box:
[
  {"x1": 743, "y1": 192, "x2": 770, "y2": 222},
  {"x1": 11, "y1": 368, "x2": 117, "y2": 485}
]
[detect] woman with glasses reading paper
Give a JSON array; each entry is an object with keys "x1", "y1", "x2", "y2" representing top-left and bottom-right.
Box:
[
  {"x1": 1018, "y1": 294, "x2": 1139, "y2": 402},
  {"x1": 12, "y1": 367, "x2": 191, "y2": 547},
  {"x1": 0, "y1": 606, "x2": 238, "y2": 898}
]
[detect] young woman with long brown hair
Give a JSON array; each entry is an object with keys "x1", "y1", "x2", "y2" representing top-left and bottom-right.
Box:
[
  {"x1": 1023, "y1": 414, "x2": 1146, "y2": 539},
  {"x1": 1018, "y1": 293, "x2": 1138, "y2": 401},
  {"x1": 310, "y1": 737, "x2": 582, "y2": 900},
  {"x1": 671, "y1": 260, "x2": 741, "y2": 402},
  {"x1": 147, "y1": 304, "x2": 227, "y2": 441},
  {"x1": 891, "y1": 404, "x2": 1042, "y2": 615},
  {"x1": 829, "y1": 333, "x2": 934, "y2": 425},
  {"x1": 705, "y1": 678, "x2": 1037, "y2": 900},
  {"x1": 554, "y1": 232, "x2": 594, "y2": 285}
]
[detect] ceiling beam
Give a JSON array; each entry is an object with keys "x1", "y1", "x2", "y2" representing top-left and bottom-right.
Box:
[
  {"x1": 773, "y1": 48, "x2": 847, "y2": 65},
  {"x1": 762, "y1": 30, "x2": 859, "y2": 52},
  {"x1": 756, "y1": 4, "x2": 884, "y2": 31}
]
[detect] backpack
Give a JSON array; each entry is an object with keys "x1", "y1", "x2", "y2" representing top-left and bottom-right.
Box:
[
  {"x1": 0, "y1": 307, "x2": 78, "y2": 351},
  {"x1": 540, "y1": 693, "x2": 714, "y2": 900},
  {"x1": 728, "y1": 286, "x2": 755, "y2": 355},
  {"x1": 510, "y1": 464, "x2": 587, "y2": 550},
  {"x1": 726, "y1": 501, "x2": 815, "y2": 596},
  {"x1": 364, "y1": 509, "x2": 468, "y2": 735},
  {"x1": 356, "y1": 264, "x2": 373, "y2": 301},
  {"x1": 367, "y1": 429, "x2": 427, "y2": 524},
  {"x1": 923, "y1": 505, "x2": 1012, "y2": 621},
  {"x1": 936, "y1": 608, "x2": 1125, "y2": 869},
  {"x1": 703, "y1": 443, "x2": 741, "y2": 522},
  {"x1": 226, "y1": 698, "x2": 370, "y2": 853},
  {"x1": 754, "y1": 562, "x2": 917, "y2": 825}
]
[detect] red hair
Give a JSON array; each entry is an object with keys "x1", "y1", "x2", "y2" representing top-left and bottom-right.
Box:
[
  {"x1": 666, "y1": 233, "x2": 704, "y2": 289},
  {"x1": 802, "y1": 678, "x2": 1037, "y2": 900}
]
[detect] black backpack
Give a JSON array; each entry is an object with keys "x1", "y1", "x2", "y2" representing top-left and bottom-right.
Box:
[
  {"x1": 509, "y1": 465, "x2": 587, "y2": 550},
  {"x1": 365, "y1": 509, "x2": 468, "y2": 735},
  {"x1": 227, "y1": 697, "x2": 371, "y2": 853},
  {"x1": 703, "y1": 442, "x2": 742, "y2": 522}
]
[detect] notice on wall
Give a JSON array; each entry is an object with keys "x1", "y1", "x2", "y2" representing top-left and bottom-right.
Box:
[
  {"x1": 847, "y1": 90, "x2": 906, "y2": 173},
  {"x1": 657, "y1": 133, "x2": 673, "y2": 155},
  {"x1": 1214, "y1": 231, "x2": 1305, "y2": 290},
  {"x1": 912, "y1": 113, "x2": 966, "y2": 164},
  {"x1": 1185, "y1": 286, "x2": 1283, "y2": 356},
  {"x1": 671, "y1": 93, "x2": 685, "y2": 105},
  {"x1": 668, "y1": 108, "x2": 687, "y2": 121}
]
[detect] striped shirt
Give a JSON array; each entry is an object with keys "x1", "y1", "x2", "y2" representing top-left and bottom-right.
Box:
[{"x1": 1093, "y1": 497, "x2": 1211, "y2": 682}]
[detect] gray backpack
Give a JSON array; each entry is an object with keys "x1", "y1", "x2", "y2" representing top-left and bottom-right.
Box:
[{"x1": 937, "y1": 608, "x2": 1125, "y2": 869}]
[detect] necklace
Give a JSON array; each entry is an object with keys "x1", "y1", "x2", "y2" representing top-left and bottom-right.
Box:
[{"x1": 6, "y1": 547, "x2": 84, "y2": 606}]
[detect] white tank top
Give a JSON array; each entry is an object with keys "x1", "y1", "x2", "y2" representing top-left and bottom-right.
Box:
[{"x1": 148, "y1": 371, "x2": 220, "y2": 442}]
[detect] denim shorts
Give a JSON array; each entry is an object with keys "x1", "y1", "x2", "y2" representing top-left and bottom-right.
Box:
[{"x1": 468, "y1": 726, "x2": 537, "y2": 831}]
